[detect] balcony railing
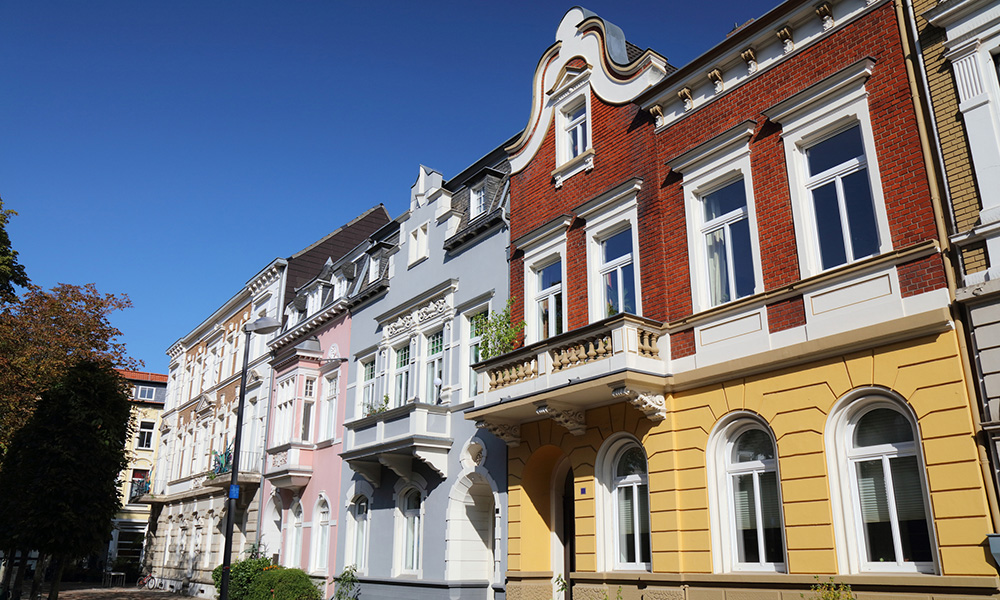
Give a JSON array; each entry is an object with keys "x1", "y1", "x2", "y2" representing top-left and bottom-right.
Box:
[{"x1": 128, "y1": 475, "x2": 151, "y2": 503}]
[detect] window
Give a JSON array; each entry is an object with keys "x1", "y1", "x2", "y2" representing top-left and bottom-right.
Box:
[
  {"x1": 600, "y1": 229, "x2": 636, "y2": 317},
  {"x1": 301, "y1": 377, "x2": 316, "y2": 442},
  {"x1": 129, "y1": 469, "x2": 149, "y2": 503},
  {"x1": 351, "y1": 496, "x2": 370, "y2": 570},
  {"x1": 764, "y1": 59, "x2": 889, "y2": 277},
  {"x1": 804, "y1": 125, "x2": 879, "y2": 270},
  {"x1": 701, "y1": 179, "x2": 756, "y2": 306},
  {"x1": 369, "y1": 256, "x2": 381, "y2": 284},
  {"x1": 360, "y1": 359, "x2": 376, "y2": 416},
  {"x1": 721, "y1": 424, "x2": 785, "y2": 571},
  {"x1": 425, "y1": 331, "x2": 443, "y2": 403},
  {"x1": 137, "y1": 421, "x2": 155, "y2": 450},
  {"x1": 468, "y1": 312, "x2": 485, "y2": 397},
  {"x1": 137, "y1": 386, "x2": 156, "y2": 401},
  {"x1": 611, "y1": 444, "x2": 651, "y2": 569},
  {"x1": 563, "y1": 101, "x2": 588, "y2": 162},
  {"x1": 287, "y1": 502, "x2": 303, "y2": 568},
  {"x1": 393, "y1": 345, "x2": 410, "y2": 408},
  {"x1": 312, "y1": 498, "x2": 331, "y2": 573},
  {"x1": 304, "y1": 378, "x2": 315, "y2": 398},
  {"x1": 827, "y1": 394, "x2": 935, "y2": 573},
  {"x1": 402, "y1": 489, "x2": 422, "y2": 572},
  {"x1": 320, "y1": 374, "x2": 338, "y2": 441},
  {"x1": 275, "y1": 377, "x2": 295, "y2": 445},
  {"x1": 408, "y1": 223, "x2": 429, "y2": 266},
  {"x1": 470, "y1": 184, "x2": 487, "y2": 219},
  {"x1": 535, "y1": 261, "x2": 563, "y2": 340}
]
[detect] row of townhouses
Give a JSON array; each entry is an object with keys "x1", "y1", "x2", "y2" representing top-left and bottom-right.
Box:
[{"x1": 139, "y1": 0, "x2": 1000, "y2": 599}]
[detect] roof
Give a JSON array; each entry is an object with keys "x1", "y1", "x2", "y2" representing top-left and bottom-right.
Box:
[
  {"x1": 116, "y1": 369, "x2": 168, "y2": 383},
  {"x1": 283, "y1": 204, "x2": 392, "y2": 307}
]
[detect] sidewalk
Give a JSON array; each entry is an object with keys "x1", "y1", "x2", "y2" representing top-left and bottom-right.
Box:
[{"x1": 15, "y1": 584, "x2": 176, "y2": 600}]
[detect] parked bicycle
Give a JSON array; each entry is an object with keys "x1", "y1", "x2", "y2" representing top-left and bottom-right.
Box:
[{"x1": 137, "y1": 571, "x2": 156, "y2": 589}]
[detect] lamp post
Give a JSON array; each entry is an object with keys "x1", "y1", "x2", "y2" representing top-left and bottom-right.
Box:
[{"x1": 219, "y1": 315, "x2": 281, "y2": 600}]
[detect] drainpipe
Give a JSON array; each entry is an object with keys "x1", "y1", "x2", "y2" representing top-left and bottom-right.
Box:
[{"x1": 894, "y1": 0, "x2": 1000, "y2": 529}]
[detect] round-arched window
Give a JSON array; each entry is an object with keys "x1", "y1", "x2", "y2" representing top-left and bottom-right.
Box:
[
  {"x1": 612, "y1": 444, "x2": 651, "y2": 568},
  {"x1": 725, "y1": 426, "x2": 784, "y2": 570},
  {"x1": 402, "y1": 490, "x2": 422, "y2": 571}
]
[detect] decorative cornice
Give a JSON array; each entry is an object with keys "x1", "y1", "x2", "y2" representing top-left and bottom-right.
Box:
[
  {"x1": 476, "y1": 420, "x2": 521, "y2": 447},
  {"x1": 612, "y1": 386, "x2": 666, "y2": 421}
]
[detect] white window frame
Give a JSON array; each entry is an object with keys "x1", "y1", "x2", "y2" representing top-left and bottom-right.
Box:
[
  {"x1": 392, "y1": 343, "x2": 411, "y2": 408},
  {"x1": 465, "y1": 308, "x2": 488, "y2": 399},
  {"x1": 556, "y1": 90, "x2": 593, "y2": 167},
  {"x1": 275, "y1": 375, "x2": 296, "y2": 445},
  {"x1": 137, "y1": 385, "x2": 156, "y2": 401},
  {"x1": 766, "y1": 59, "x2": 890, "y2": 278},
  {"x1": 320, "y1": 372, "x2": 339, "y2": 441},
  {"x1": 424, "y1": 330, "x2": 444, "y2": 404},
  {"x1": 825, "y1": 390, "x2": 937, "y2": 574},
  {"x1": 595, "y1": 434, "x2": 652, "y2": 572},
  {"x1": 358, "y1": 357, "x2": 376, "y2": 417},
  {"x1": 522, "y1": 232, "x2": 568, "y2": 344},
  {"x1": 300, "y1": 376, "x2": 316, "y2": 442},
  {"x1": 707, "y1": 415, "x2": 786, "y2": 573},
  {"x1": 137, "y1": 420, "x2": 155, "y2": 450},
  {"x1": 311, "y1": 496, "x2": 331, "y2": 574},
  {"x1": 408, "y1": 222, "x2": 430, "y2": 267},
  {"x1": 582, "y1": 183, "x2": 643, "y2": 322},
  {"x1": 286, "y1": 501, "x2": 304, "y2": 568},
  {"x1": 349, "y1": 494, "x2": 371, "y2": 572},
  {"x1": 674, "y1": 125, "x2": 763, "y2": 311},
  {"x1": 397, "y1": 487, "x2": 425, "y2": 575},
  {"x1": 470, "y1": 183, "x2": 487, "y2": 220},
  {"x1": 534, "y1": 259, "x2": 565, "y2": 341}
]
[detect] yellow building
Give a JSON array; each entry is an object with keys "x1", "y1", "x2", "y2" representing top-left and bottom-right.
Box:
[{"x1": 109, "y1": 369, "x2": 166, "y2": 570}]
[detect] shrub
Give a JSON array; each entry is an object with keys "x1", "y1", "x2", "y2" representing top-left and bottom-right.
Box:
[
  {"x1": 248, "y1": 567, "x2": 321, "y2": 600},
  {"x1": 805, "y1": 577, "x2": 856, "y2": 600},
  {"x1": 332, "y1": 565, "x2": 359, "y2": 600},
  {"x1": 212, "y1": 557, "x2": 272, "y2": 600}
]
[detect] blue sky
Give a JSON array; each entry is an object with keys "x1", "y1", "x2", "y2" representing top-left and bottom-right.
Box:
[{"x1": 1, "y1": 0, "x2": 780, "y2": 373}]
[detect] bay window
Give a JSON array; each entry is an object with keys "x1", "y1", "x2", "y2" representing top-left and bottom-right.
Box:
[{"x1": 425, "y1": 331, "x2": 443, "y2": 403}]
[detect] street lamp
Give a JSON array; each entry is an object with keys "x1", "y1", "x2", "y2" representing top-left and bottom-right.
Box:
[{"x1": 219, "y1": 315, "x2": 281, "y2": 600}]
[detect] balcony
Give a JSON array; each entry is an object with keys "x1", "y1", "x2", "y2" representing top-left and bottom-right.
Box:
[
  {"x1": 139, "y1": 449, "x2": 263, "y2": 504},
  {"x1": 342, "y1": 402, "x2": 453, "y2": 483},
  {"x1": 467, "y1": 314, "x2": 668, "y2": 445},
  {"x1": 264, "y1": 445, "x2": 314, "y2": 490}
]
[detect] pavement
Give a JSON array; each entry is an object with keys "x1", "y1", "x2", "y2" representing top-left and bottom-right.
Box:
[{"x1": 15, "y1": 584, "x2": 177, "y2": 600}]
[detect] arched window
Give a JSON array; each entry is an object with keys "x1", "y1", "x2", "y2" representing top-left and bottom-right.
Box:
[
  {"x1": 402, "y1": 489, "x2": 422, "y2": 572},
  {"x1": 611, "y1": 443, "x2": 651, "y2": 569},
  {"x1": 311, "y1": 498, "x2": 330, "y2": 574},
  {"x1": 286, "y1": 502, "x2": 303, "y2": 568},
  {"x1": 846, "y1": 405, "x2": 933, "y2": 570},
  {"x1": 725, "y1": 425, "x2": 785, "y2": 570},
  {"x1": 349, "y1": 496, "x2": 370, "y2": 571}
]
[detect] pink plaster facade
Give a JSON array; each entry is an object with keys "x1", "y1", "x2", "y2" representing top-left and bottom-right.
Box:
[{"x1": 262, "y1": 312, "x2": 351, "y2": 597}]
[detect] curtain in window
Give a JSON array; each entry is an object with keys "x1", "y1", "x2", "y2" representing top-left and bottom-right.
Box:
[{"x1": 706, "y1": 229, "x2": 729, "y2": 305}]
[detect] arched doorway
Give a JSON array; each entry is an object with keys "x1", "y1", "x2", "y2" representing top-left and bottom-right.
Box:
[{"x1": 445, "y1": 471, "x2": 497, "y2": 591}]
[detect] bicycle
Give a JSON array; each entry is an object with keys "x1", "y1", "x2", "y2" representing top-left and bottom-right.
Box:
[{"x1": 137, "y1": 572, "x2": 156, "y2": 589}]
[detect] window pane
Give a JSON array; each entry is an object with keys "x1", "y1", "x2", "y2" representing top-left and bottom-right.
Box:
[
  {"x1": 733, "y1": 429, "x2": 774, "y2": 462},
  {"x1": 616, "y1": 447, "x2": 647, "y2": 477},
  {"x1": 855, "y1": 409, "x2": 914, "y2": 447},
  {"x1": 554, "y1": 292, "x2": 564, "y2": 336},
  {"x1": 617, "y1": 486, "x2": 636, "y2": 563},
  {"x1": 730, "y1": 218, "x2": 755, "y2": 299},
  {"x1": 856, "y1": 459, "x2": 896, "y2": 563},
  {"x1": 890, "y1": 456, "x2": 932, "y2": 562},
  {"x1": 638, "y1": 484, "x2": 651, "y2": 563},
  {"x1": 539, "y1": 261, "x2": 562, "y2": 290},
  {"x1": 704, "y1": 180, "x2": 746, "y2": 221},
  {"x1": 759, "y1": 471, "x2": 784, "y2": 564},
  {"x1": 539, "y1": 297, "x2": 552, "y2": 340},
  {"x1": 843, "y1": 169, "x2": 879, "y2": 260},
  {"x1": 622, "y1": 263, "x2": 636, "y2": 314},
  {"x1": 604, "y1": 230, "x2": 633, "y2": 262},
  {"x1": 405, "y1": 513, "x2": 418, "y2": 570},
  {"x1": 807, "y1": 126, "x2": 865, "y2": 176},
  {"x1": 396, "y1": 347, "x2": 409, "y2": 368},
  {"x1": 605, "y1": 271, "x2": 620, "y2": 317},
  {"x1": 706, "y1": 228, "x2": 730, "y2": 306},
  {"x1": 733, "y1": 473, "x2": 760, "y2": 563},
  {"x1": 812, "y1": 182, "x2": 847, "y2": 269}
]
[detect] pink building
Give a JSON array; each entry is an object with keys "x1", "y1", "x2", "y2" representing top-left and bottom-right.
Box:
[{"x1": 261, "y1": 243, "x2": 374, "y2": 597}]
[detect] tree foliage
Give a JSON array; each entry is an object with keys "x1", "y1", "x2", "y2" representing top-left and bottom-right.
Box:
[
  {"x1": 0, "y1": 360, "x2": 133, "y2": 558},
  {"x1": 0, "y1": 283, "x2": 136, "y2": 458},
  {"x1": 0, "y1": 198, "x2": 29, "y2": 304},
  {"x1": 473, "y1": 297, "x2": 525, "y2": 361},
  {"x1": 212, "y1": 557, "x2": 273, "y2": 600}
]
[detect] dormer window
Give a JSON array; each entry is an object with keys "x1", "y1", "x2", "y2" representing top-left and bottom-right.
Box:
[
  {"x1": 369, "y1": 256, "x2": 381, "y2": 284},
  {"x1": 470, "y1": 184, "x2": 487, "y2": 220},
  {"x1": 552, "y1": 87, "x2": 594, "y2": 188},
  {"x1": 408, "y1": 223, "x2": 429, "y2": 267}
]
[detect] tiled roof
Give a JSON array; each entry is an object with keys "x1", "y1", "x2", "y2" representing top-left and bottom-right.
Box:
[{"x1": 115, "y1": 369, "x2": 168, "y2": 383}]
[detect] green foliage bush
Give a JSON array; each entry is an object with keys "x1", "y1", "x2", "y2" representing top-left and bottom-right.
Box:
[
  {"x1": 212, "y1": 557, "x2": 272, "y2": 600},
  {"x1": 247, "y1": 567, "x2": 321, "y2": 600}
]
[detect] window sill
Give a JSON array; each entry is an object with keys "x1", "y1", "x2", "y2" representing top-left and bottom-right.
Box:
[
  {"x1": 552, "y1": 148, "x2": 595, "y2": 188},
  {"x1": 407, "y1": 255, "x2": 429, "y2": 270}
]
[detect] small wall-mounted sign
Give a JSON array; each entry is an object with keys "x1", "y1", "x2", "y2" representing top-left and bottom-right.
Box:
[{"x1": 580, "y1": 486, "x2": 586, "y2": 496}]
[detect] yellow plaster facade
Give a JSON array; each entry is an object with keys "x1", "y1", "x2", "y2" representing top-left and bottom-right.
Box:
[{"x1": 507, "y1": 331, "x2": 999, "y2": 598}]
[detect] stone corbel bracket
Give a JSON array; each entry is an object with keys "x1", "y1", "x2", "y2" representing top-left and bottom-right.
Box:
[
  {"x1": 815, "y1": 2, "x2": 834, "y2": 30},
  {"x1": 677, "y1": 87, "x2": 693, "y2": 111},
  {"x1": 612, "y1": 386, "x2": 667, "y2": 421},
  {"x1": 707, "y1": 68, "x2": 724, "y2": 94},
  {"x1": 476, "y1": 419, "x2": 521, "y2": 447},
  {"x1": 776, "y1": 25, "x2": 795, "y2": 54},
  {"x1": 535, "y1": 401, "x2": 587, "y2": 436},
  {"x1": 741, "y1": 48, "x2": 757, "y2": 74}
]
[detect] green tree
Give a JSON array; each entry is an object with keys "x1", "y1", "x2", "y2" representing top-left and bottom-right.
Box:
[
  {"x1": 0, "y1": 198, "x2": 29, "y2": 304},
  {"x1": 0, "y1": 360, "x2": 133, "y2": 600},
  {"x1": 0, "y1": 283, "x2": 136, "y2": 460},
  {"x1": 474, "y1": 297, "x2": 525, "y2": 360}
]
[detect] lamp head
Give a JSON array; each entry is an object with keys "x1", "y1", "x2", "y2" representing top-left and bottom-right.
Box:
[{"x1": 244, "y1": 316, "x2": 281, "y2": 335}]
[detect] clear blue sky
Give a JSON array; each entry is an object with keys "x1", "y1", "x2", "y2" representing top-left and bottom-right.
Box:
[{"x1": 1, "y1": 0, "x2": 780, "y2": 374}]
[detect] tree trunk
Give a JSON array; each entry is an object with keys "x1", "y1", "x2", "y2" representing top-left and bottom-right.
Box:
[
  {"x1": 45, "y1": 558, "x2": 63, "y2": 600},
  {"x1": 11, "y1": 549, "x2": 29, "y2": 600},
  {"x1": 28, "y1": 555, "x2": 47, "y2": 600},
  {"x1": 0, "y1": 548, "x2": 16, "y2": 600}
]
